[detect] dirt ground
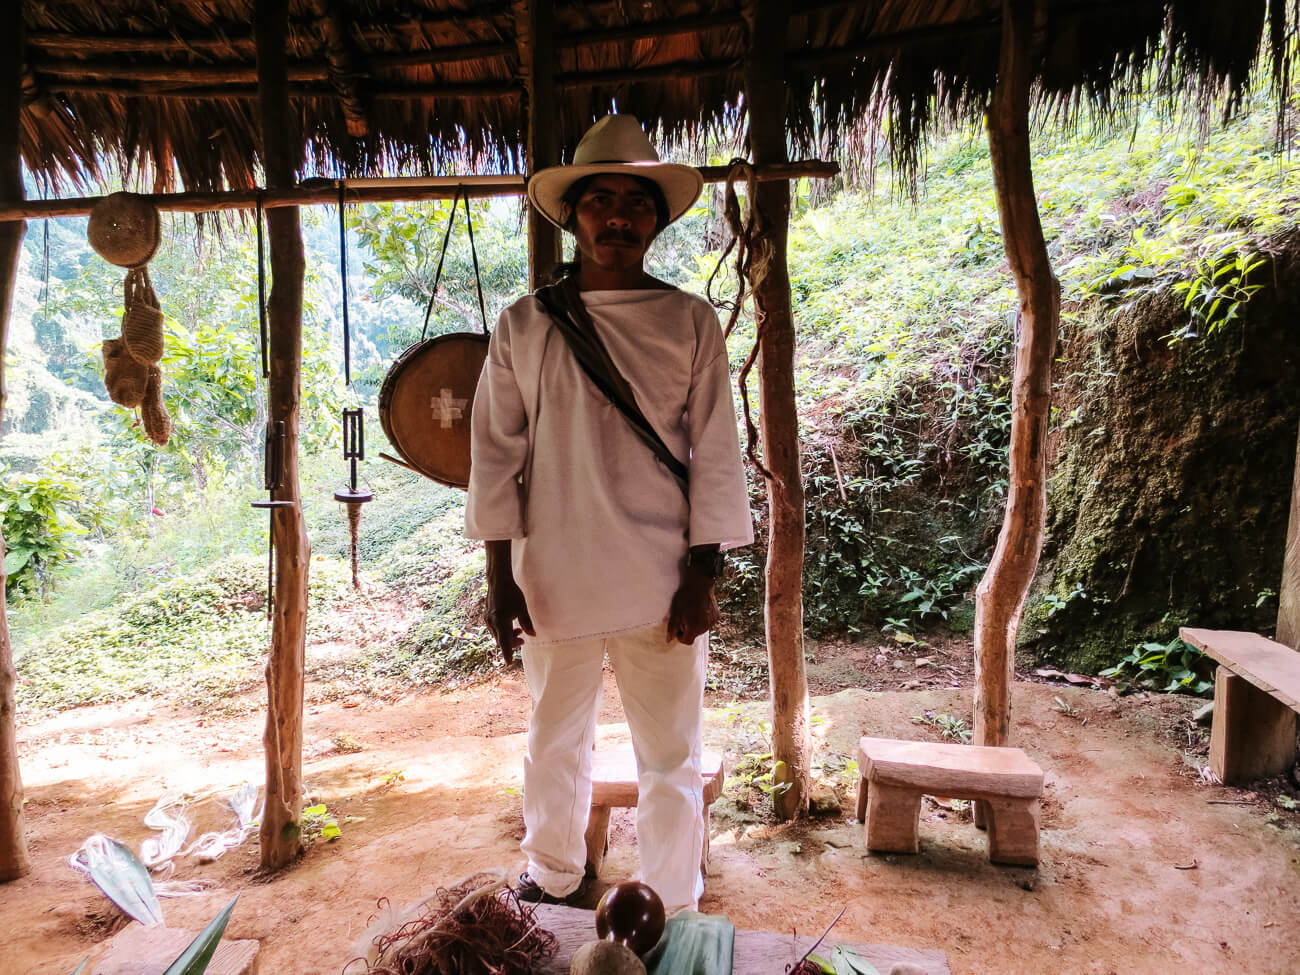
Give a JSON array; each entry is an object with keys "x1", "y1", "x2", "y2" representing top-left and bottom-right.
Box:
[{"x1": 4, "y1": 636, "x2": 1300, "y2": 975}]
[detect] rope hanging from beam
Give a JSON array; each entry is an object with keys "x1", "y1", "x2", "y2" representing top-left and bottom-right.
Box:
[{"x1": 707, "y1": 158, "x2": 776, "y2": 484}]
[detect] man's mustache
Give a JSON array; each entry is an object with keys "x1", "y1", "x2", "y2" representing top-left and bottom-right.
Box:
[{"x1": 595, "y1": 230, "x2": 642, "y2": 246}]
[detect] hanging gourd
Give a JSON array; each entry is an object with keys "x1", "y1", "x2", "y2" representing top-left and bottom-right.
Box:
[
  {"x1": 378, "y1": 184, "x2": 490, "y2": 488},
  {"x1": 88, "y1": 191, "x2": 172, "y2": 446}
]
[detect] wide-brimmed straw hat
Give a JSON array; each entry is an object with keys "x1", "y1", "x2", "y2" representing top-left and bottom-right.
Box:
[{"x1": 527, "y1": 114, "x2": 703, "y2": 230}]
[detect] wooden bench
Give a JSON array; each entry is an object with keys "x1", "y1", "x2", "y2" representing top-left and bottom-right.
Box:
[
  {"x1": 584, "y1": 747, "x2": 725, "y2": 878},
  {"x1": 1180, "y1": 627, "x2": 1300, "y2": 784},
  {"x1": 855, "y1": 736, "x2": 1044, "y2": 866}
]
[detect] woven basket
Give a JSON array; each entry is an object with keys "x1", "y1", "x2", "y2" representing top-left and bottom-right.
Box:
[
  {"x1": 103, "y1": 337, "x2": 150, "y2": 408},
  {"x1": 88, "y1": 192, "x2": 162, "y2": 269},
  {"x1": 141, "y1": 365, "x2": 172, "y2": 446},
  {"x1": 122, "y1": 268, "x2": 164, "y2": 365}
]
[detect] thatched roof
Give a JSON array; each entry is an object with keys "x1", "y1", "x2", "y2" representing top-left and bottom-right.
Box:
[{"x1": 18, "y1": 0, "x2": 1296, "y2": 194}]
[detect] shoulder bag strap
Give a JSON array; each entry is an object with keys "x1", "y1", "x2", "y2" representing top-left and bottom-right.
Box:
[{"x1": 535, "y1": 278, "x2": 690, "y2": 491}]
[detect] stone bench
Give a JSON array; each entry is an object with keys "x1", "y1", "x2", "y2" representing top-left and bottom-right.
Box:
[
  {"x1": 1180, "y1": 627, "x2": 1300, "y2": 784},
  {"x1": 584, "y1": 747, "x2": 725, "y2": 878},
  {"x1": 855, "y1": 736, "x2": 1044, "y2": 866}
]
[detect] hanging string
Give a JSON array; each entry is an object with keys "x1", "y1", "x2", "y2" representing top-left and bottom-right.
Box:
[
  {"x1": 337, "y1": 182, "x2": 352, "y2": 385},
  {"x1": 420, "y1": 184, "x2": 490, "y2": 341},
  {"x1": 705, "y1": 159, "x2": 776, "y2": 483},
  {"x1": 41, "y1": 175, "x2": 50, "y2": 327},
  {"x1": 255, "y1": 191, "x2": 269, "y2": 379},
  {"x1": 462, "y1": 189, "x2": 489, "y2": 336}
]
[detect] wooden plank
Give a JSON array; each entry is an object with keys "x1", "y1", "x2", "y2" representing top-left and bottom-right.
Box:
[
  {"x1": 859, "y1": 737, "x2": 1043, "y2": 799},
  {"x1": 1179, "y1": 628, "x2": 1300, "y2": 711},
  {"x1": 531, "y1": 904, "x2": 951, "y2": 974},
  {"x1": 1208, "y1": 668, "x2": 1297, "y2": 784},
  {"x1": 590, "y1": 749, "x2": 724, "y2": 807},
  {"x1": 91, "y1": 923, "x2": 259, "y2": 975}
]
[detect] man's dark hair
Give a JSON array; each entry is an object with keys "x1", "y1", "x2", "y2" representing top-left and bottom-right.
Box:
[
  {"x1": 559, "y1": 173, "x2": 671, "y2": 235},
  {"x1": 551, "y1": 173, "x2": 670, "y2": 282}
]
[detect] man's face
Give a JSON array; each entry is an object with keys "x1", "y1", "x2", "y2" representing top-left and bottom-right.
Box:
[{"x1": 565, "y1": 174, "x2": 660, "y2": 273}]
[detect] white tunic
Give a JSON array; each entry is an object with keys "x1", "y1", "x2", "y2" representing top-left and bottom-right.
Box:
[{"x1": 465, "y1": 288, "x2": 755, "y2": 643}]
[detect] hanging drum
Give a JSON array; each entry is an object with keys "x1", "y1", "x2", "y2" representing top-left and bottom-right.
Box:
[
  {"x1": 379, "y1": 332, "x2": 489, "y2": 488},
  {"x1": 378, "y1": 184, "x2": 492, "y2": 490}
]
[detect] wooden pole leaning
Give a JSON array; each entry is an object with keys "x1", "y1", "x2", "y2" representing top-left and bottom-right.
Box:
[
  {"x1": 974, "y1": 0, "x2": 1059, "y2": 769},
  {"x1": 256, "y1": 0, "x2": 311, "y2": 872},
  {"x1": 0, "y1": 0, "x2": 32, "y2": 883},
  {"x1": 1277, "y1": 420, "x2": 1300, "y2": 648},
  {"x1": 513, "y1": 0, "x2": 561, "y2": 289},
  {"x1": 744, "y1": 0, "x2": 810, "y2": 820}
]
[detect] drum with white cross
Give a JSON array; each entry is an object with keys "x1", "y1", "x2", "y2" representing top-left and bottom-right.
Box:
[{"x1": 378, "y1": 332, "x2": 490, "y2": 489}]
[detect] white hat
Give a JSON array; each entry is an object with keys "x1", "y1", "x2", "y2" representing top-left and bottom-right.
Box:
[{"x1": 527, "y1": 114, "x2": 704, "y2": 230}]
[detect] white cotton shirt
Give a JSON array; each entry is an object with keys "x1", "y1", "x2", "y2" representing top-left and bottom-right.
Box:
[{"x1": 465, "y1": 287, "x2": 755, "y2": 643}]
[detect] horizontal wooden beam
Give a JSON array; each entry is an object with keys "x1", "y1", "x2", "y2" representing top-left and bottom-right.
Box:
[
  {"x1": 24, "y1": 5, "x2": 512, "y2": 55},
  {"x1": 30, "y1": 42, "x2": 515, "y2": 85},
  {"x1": 0, "y1": 160, "x2": 838, "y2": 221},
  {"x1": 45, "y1": 80, "x2": 520, "y2": 101},
  {"x1": 556, "y1": 57, "x2": 738, "y2": 88}
]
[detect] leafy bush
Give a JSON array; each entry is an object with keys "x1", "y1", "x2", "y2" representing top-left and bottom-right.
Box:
[
  {"x1": 1, "y1": 467, "x2": 92, "y2": 598},
  {"x1": 1099, "y1": 638, "x2": 1214, "y2": 696}
]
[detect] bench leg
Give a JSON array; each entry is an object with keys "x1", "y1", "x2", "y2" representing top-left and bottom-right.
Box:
[
  {"x1": 1210, "y1": 668, "x2": 1298, "y2": 785},
  {"x1": 983, "y1": 797, "x2": 1040, "y2": 866},
  {"x1": 864, "y1": 783, "x2": 921, "y2": 854},
  {"x1": 584, "y1": 804, "x2": 611, "y2": 878},
  {"x1": 855, "y1": 769, "x2": 868, "y2": 823}
]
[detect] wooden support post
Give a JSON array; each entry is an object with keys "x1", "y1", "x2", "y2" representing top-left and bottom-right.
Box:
[
  {"x1": 973, "y1": 0, "x2": 1059, "y2": 757},
  {"x1": 1209, "y1": 667, "x2": 1297, "y2": 784},
  {"x1": 745, "y1": 0, "x2": 810, "y2": 820},
  {"x1": 0, "y1": 0, "x2": 31, "y2": 883},
  {"x1": 513, "y1": 0, "x2": 561, "y2": 289},
  {"x1": 1278, "y1": 421, "x2": 1300, "y2": 648},
  {"x1": 256, "y1": 0, "x2": 310, "y2": 871}
]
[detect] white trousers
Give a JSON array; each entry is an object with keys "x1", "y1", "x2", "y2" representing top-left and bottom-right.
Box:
[{"x1": 520, "y1": 620, "x2": 707, "y2": 915}]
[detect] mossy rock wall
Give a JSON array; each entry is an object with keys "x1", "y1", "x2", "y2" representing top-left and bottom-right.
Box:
[{"x1": 1025, "y1": 241, "x2": 1300, "y2": 672}]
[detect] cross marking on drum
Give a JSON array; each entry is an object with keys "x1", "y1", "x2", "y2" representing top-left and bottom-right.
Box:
[{"x1": 431, "y1": 387, "x2": 468, "y2": 428}]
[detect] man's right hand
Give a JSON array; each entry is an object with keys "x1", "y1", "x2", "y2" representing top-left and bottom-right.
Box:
[{"x1": 484, "y1": 540, "x2": 534, "y2": 666}]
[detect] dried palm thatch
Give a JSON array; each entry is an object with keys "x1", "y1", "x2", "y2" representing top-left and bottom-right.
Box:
[{"x1": 17, "y1": 0, "x2": 1298, "y2": 194}]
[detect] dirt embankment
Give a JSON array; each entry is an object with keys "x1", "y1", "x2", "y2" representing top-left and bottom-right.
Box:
[{"x1": 1027, "y1": 234, "x2": 1300, "y2": 672}]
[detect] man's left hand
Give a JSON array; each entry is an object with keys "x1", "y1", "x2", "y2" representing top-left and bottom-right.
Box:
[{"x1": 668, "y1": 565, "x2": 720, "y2": 645}]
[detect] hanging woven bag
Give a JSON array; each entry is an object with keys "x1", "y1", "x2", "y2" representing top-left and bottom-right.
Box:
[
  {"x1": 102, "y1": 337, "x2": 150, "y2": 408},
  {"x1": 121, "y1": 266, "x2": 165, "y2": 365}
]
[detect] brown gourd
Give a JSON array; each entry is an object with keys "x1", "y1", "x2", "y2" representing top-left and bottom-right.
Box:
[{"x1": 569, "y1": 939, "x2": 646, "y2": 975}]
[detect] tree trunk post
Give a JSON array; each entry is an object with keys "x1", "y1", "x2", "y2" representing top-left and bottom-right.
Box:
[
  {"x1": 974, "y1": 0, "x2": 1059, "y2": 756},
  {"x1": 513, "y1": 0, "x2": 560, "y2": 290},
  {"x1": 745, "y1": 0, "x2": 809, "y2": 820},
  {"x1": 256, "y1": 0, "x2": 310, "y2": 871},
  {"x1": 0, "y1": 0, "x2": 32, "y2": 883},
  {"x1": 1277, "y1": 421, "x2": 1300, "y2": 648}
]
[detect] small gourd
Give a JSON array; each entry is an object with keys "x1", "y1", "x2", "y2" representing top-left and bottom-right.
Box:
[{"x1": 569, "y1": 939, "x2": 647, "y2": 975}]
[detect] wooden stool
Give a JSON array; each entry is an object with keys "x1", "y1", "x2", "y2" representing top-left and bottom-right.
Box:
[
  {"x1": 855, "y1": 736, "x2": 1044, "y2": 866},
  {"x1": 584, "y1": 748, "x2": 725, "y2": 878}
]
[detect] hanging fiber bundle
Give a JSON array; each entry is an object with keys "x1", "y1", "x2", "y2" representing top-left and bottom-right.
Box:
[{"x1": 141, "y1": 365, "x2": 172, "y2": 446}]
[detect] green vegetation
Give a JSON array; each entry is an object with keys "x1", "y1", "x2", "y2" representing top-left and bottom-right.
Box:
[{"x1": 6, "y1": 86, "x2": 1298, "y2": 710}]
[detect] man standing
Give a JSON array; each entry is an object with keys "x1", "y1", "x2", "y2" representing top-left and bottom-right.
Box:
[{"x1": 465, "y1": 115, "x2": 753, "y2": 915}]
